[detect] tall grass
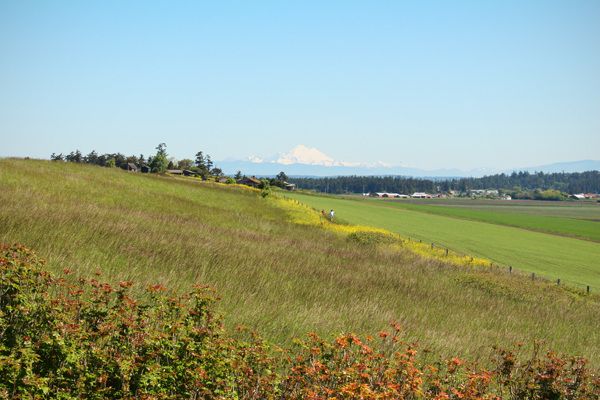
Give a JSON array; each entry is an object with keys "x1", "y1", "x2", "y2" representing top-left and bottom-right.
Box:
[{"x1": 1, "y1": 158, "x2": 600, "y2": 365}]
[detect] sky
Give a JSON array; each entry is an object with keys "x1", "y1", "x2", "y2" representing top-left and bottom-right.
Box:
[{"x1": 1, "y1": 1, "x2": 599, "y2": 171}]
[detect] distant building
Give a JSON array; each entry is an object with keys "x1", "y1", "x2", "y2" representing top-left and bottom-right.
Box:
[
  {"x1": 183, "y1": 170, "x2": 196, "y2": 176},
  {"x1": 374, "y1": 192, "x2": 409, "y2": 198},
  {"x1": 124, "y1": 163, "x2": 138, "y2": 172},
  {"x1": 168, "y1": 169, "x2": 183, "y2": 175},
  {"x1": 284, "y1": 182, "x2": 296, "y2": 191},
  {"x1": 236, "y1": 176, "x2": 260, "y2": 187},
  {"x1": 216, "y1": 177, "x2": 228, "y2": 183},
  {"x1": 571, "y1": 194, "x2": 586, "y2": 200},
  {"x1": 141, "y1": 165, "x2": 151, "y2": 173},
  {"x1": 411, "y1": 192, "x2": 431, "y2": 198}
]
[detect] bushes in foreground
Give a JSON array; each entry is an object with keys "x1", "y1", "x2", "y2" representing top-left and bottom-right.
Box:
[{"x1": 1, "y1": 244, "x2": 599, "y2": 399}]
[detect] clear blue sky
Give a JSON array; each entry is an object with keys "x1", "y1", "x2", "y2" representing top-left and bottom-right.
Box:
[{"x1": 1, "y1": 1, "x2": 599, "y2": 171}]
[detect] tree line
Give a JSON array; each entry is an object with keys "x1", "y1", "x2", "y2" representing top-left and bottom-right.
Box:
[
  {"x1": 288, "y1": 170, "x2": 600, "y2": 196},
  {"x1": 50, "y1": 143, "x2": 226, "y2": 178},
  {"x1": 50, "y1": 146, "x2": 294, "y2": 189},
  {"x1": 49, "y1": 147, "x2": 599, "y2": 196}
]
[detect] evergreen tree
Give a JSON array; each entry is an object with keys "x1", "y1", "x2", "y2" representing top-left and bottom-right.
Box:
[{"x1": 155, "y1": 143, "x2": 167, "y2": 156}]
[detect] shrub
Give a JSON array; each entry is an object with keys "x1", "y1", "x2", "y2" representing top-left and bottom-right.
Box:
[
  {"x1": 258, "y1": 180, "x2": 271, "y2": 198},
  {"x1": 2, "y1": 244, "x2": 599, "y2": 399}
]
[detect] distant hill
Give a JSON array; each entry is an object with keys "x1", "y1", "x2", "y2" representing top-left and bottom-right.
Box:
[
  {"x1": 505, "y1": 160, "x2": 600, "y2": 175},
  {"x1": 215, "y1": 158, "x2": 600, "y2": 178}
]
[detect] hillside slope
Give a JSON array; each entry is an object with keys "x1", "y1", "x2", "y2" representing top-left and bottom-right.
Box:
[{"x1": 1, "y1": 158, "x2": 599, "y2": 364}]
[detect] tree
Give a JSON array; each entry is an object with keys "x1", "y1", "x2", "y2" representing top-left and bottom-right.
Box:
[
  {"x1": 126, "y1": 155, "x2": 138, "y2": 168},
  {"x1": 211, "y1": 167, "x2": 223, "y2": 176},
  {"x1": 234, "y1": 171, "x2": 243, "y2": 180},
  {"x1": 167, "y1": 161, "x2": 175, "y2": 170},
  {"x1": 105, "y1": 158, "x2": 116, "y2": 168},
  {"x1": 156, "y1": 143, "x2": 167, "y2": 156},
  {"x1": 258, "y1": 180, "x2": 271, "y2": 198},
  {"x1": 225, "y1": 177, "x2": 236, "y2": 184},
  {"x1": 150, "y1": 153, "x2": 168, "y2": 173},
  {"x1": 205, "y1": 155, "x2": 213, "y2": 171},
  {"x1": 194, "y1": 152, "x2": 205, "y2": 167},
  {"x1": 178, "y1": 159, "x2": 194, "y2": 169},
  {"x1": 276, "y1": 171, "x2": 288, "y2": 182},
  {"x1": 85, "y1": 150, "x2": 99, "y2": 165},
  {"x1": 50, "y1": 153, "x2": 64, "y2": 162},
  {"x1": 65, "y1": 150, "x2": 83, "y2": 163}
]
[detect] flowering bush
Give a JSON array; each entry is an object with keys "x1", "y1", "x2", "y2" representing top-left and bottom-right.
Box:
[
  {"x1": 1, "y1": 244, "x2": 599, "y2": 399},
  {"x1": 347, "y1": 231, "x2": 397, "y2": 245}
]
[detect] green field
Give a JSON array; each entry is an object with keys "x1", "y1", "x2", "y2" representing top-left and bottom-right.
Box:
[
  {"x1": 437, "y1": 202, "x2": 600, "y2": 220},
  {"x1": 356, "y1": 197, "x2": 600, "y2": 219},
  {"x1": 357, "y1": 198, "x2": 600, "y2": 241},
  {"x1": 283, "y1": 192, "x2": 600, "y2": 290},
  {"x1": 2, "y1": 158, "x2": 600, "y2": 365}
]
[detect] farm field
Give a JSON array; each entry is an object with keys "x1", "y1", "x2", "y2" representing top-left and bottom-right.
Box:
[
  {"x1": 2, "y1": 158, "x2": 600, "y2": 366},
  {"x1": 357, "y1": 198, "x2": 600, "y2": 241},
  {"x1": 376, "y1": 198, "x2": 600, "y2": 220},
  {"x1": 283, "y1": 191, "x2": 600, "y2": 291}
]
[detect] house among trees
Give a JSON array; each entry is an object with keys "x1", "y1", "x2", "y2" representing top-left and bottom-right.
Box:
[
  {"x1": 168, "y1": 169, "x2": 183, "y2": 175},
  {"x1": 285, "y1": 182, "x2": 296, "y2": 191},
  {"x1": 183, "y1": 170, "x2": 196, "y2": 176},
  {"x1": 216, "y1": 177, "x2": 229, "y2": 183},
  {"x1": 237, "y1": 176, "x2": 260, "y2": 187},
  {"x1": 124, "y1": 163, "x2": 138, "y2": 172},
  {"x1": 141, "y1": 165, "x2": 151, "y2": 173}
]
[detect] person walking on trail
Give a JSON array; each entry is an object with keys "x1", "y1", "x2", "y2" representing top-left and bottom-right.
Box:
[{"x1": 329, "y1": 210, "x2": 335, "y2": 222}]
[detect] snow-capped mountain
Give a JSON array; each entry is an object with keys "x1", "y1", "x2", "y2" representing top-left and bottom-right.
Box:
[
  {"x1": 244, "y1": 145, "x2": 393, "y2": 168},
  {"x1": 215, "y1": 146, "x2": 600, "y2": 178}
]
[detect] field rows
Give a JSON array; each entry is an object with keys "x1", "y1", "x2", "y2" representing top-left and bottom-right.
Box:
[{"x1": 360, "y1": 198, "x2": 600, "y2": 241}]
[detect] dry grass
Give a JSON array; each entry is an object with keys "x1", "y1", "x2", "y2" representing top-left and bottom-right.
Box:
[{"x1": 1, "y1": 158, "x2": 599, "y2": 366}]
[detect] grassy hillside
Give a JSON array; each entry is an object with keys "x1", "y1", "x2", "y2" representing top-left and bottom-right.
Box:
[
  {"x1": 360, "y1": 198, "x2": 600, "y2": 241},
  {"x1": 2, "y1": 158, "x2": 600, "y2": 365}
]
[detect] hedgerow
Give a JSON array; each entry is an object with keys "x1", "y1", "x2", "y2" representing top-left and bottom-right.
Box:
[{"x1": 1, "y1": 244, "x2": 599, "y2": 399}]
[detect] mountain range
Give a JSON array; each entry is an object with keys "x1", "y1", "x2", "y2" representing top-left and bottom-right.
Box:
[{"x1": 216, "y1": 145, "x2": 600, "y2": 178}]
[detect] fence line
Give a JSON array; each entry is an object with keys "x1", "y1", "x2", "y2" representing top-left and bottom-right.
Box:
[
  {"x1": 288, "y1": 197, "x2": 598, "y2": 295},
  {"x1": 421, "y1": 239, "x2": 599, "y2": 295}
]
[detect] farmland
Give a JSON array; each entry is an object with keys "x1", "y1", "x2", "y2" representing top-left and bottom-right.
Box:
[
  {"x1": 358, "y1": 198, "x2": 600, "y2": 241},
  {"x1": 282, "y1": 191, "x2": 600, "y2": 291},
  {"x1": 392, "y1": 198, "x2": 600, "y2": 220},
  {"x1": 1, "y1": 158, "x2": 600, "y2": 367}
]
